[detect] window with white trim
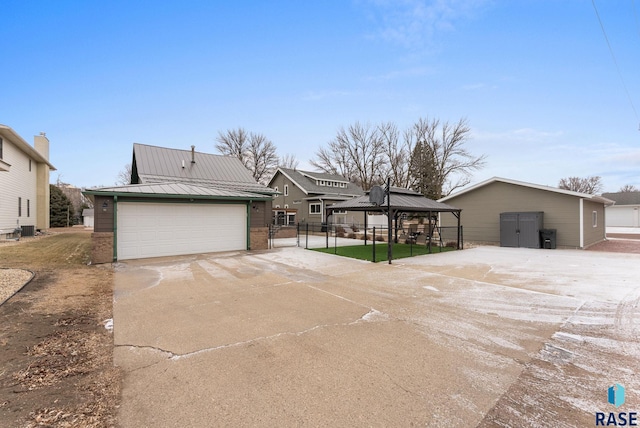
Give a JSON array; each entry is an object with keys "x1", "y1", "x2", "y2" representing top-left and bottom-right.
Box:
[
  {"x1": 284, "y1": 184, "x2": 288, "y2": 196},
  {"x1": 592, "y1": 211, "x2": 598, "y2": 227},
  {"x1": 309, "y1": 203, "x2": 321, "y2": 214},
  {"x1": 274, "y1": 186, "x2": 279, "y2": 193}
]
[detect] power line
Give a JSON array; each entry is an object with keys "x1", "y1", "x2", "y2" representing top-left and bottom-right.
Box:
[{"x1": 591, "y1": 0, "x2": 640, "y2": 129}]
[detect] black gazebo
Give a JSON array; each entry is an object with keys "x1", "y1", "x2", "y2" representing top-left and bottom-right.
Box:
[{"x1": 326, "y1": 186, "x2": 462, "y2": 263}]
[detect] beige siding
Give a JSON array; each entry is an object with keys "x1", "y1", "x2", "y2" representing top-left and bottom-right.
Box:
[
  {"x1": 0, "y1": 140, "x2": 38, "y2": 231},
  {"x1": 582, "y1": 199, "x2": 606, "y2": 247},
  {"x1": 441, "y1": 181, "x2": 583, "y2": 248}
]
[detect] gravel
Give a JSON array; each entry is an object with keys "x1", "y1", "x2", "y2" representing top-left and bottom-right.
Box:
[{"x1": 0, "y1": 268, "x2": 33, "y2": 305}]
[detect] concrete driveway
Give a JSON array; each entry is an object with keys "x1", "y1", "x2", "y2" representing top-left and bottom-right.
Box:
[{"x1": 114, "y1": 246, "x2": 640, "y2": 427}]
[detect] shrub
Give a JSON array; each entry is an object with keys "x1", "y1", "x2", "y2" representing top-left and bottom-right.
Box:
[
  {"x1": 335, "y1": 225, "x2": 345, "y2": 234},
  {"x1": 347, "y1": 232, "x2": 357, "y2": 239},
  {"x1": 336, "y1": 231, "x2": 345, "y2": 238},
  {"x1": 351, "y1": 225, "x2": 359, "y2": 233},
  {"x1": 375, "y1": 235, "x2": 385, "y2": 242}
]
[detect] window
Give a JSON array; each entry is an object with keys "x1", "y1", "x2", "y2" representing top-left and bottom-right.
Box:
[
  {"x1": 284, "y1": 204, "x2": 289, "y2": 209},
  {"x1": 340, "y1": 183, "x2": 346, "y2": 188},
  {"x1": 29, "y1": 159, "x2": 32, "y2": 172},
  {"x1": 592, "y1": 211, "x2": 598, "y2": 227},
  {"x1": 309, "y1": 203, "x2": 321, "y2": 214},
  {"x1": 27, "y1": 200, "x2": 30, "y2": 217},
  {"x1": 318, "y1": 180, "x2": 325, "y2": 186},
  {"x1": 274, "y1": 186, "x2": 279, "y2": 193},
  {"x1": 0, "y1": 138, "x2": 3, "y2": 159},
  {"x1": 18, "y1": 197, "x2": 22, "y2": 217},
  {"x1": 284, "y1": 184, "x2": 288, "y2": 196},
  {"x1": 333, "y1": 210, "x2": 347, "y2": 214}
]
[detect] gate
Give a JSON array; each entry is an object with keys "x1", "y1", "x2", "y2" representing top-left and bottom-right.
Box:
[{"x1": 268, "y1": 224, "x2": 299, "y2": 248}]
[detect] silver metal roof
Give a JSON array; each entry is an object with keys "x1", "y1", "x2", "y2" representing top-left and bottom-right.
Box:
[
  {"x1": 84, "y1": 182, "x2": 272, "y2": 200},
  {"x1": 133, "y1": 143, "x2": 275, "y2": 195}
]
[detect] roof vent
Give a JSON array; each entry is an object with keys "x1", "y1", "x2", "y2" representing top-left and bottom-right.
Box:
[{"x1": 191, "y1": 145, "x2": 196, "y2": 164}]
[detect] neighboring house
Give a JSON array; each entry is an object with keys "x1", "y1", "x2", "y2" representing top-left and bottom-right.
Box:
[
  {"x1": 602, "y1": 192, "x2": 640, "y2": 227},
  {"x1": 82, "y1": 208, "x2": 94, "y2": 228},
  {"x1": 439, "y1": 177, "x2": 614, "y2": 249},
  {"x1": 57, "y1": 182, "x2": 91, "y2": 224},
  {"x1": 268, "y1": 168, "x2": 365, "y2": 226},
  {"x1": 0, "y1": 125, "x2": 55, "y2": 238},
  {"x1": 84, "y1": 143, "x2": 276, "y2": 262}
]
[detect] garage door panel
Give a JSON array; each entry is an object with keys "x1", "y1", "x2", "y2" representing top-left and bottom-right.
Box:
[{"x1": 117, "y1": 202, "x2": 246, "y2": 260}]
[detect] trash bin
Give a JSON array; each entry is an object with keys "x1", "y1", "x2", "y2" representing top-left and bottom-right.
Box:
[{"x1": 540, "y1": 229, "x2": 556, "y2": 249}]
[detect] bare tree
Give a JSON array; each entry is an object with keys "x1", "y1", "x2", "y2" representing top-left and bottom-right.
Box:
[
  {"x1": 216, "y1": 128, "x2": 278, "y2": 184},
  {"x1": 408, "y1": 117, "x2": 485, "y2": 199},
  {"x1": 311, "y1": 122, "x2": 385, "y2": 191},
  {"x1": 378, "y1": 122, "x2": 413, "y2": 188},
  {"x1": 619, "y1": 184, "x2": 639, "y2": 192},
  {"x1": 115, "y1": 163, "x2": 132, "y2": 185},
  {"x1": 558, "y1": 176, "x2": 603, "y2": 194},
  {"x1": 278, "y1": 153, "x2": 300, "y2": 169}
]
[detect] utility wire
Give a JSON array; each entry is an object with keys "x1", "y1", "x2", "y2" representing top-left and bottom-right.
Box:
[{"x1": 591, "y1": 0, "x2": 640, "y2": 129}]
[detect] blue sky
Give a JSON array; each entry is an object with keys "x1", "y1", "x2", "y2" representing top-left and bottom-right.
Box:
[{"x1": 2, "y1": 0, "x2": 639, "y2": 192}]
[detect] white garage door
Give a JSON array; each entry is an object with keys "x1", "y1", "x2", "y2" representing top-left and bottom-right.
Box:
[{"x1": 117, "y1": 202, "x2": 246, "y2": 260}]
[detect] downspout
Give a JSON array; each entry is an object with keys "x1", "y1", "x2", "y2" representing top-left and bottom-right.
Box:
[
  {"x1": 246, "y1": 201, "x2": 251, "y2": 250},
  {"x1": 113, "y1": 196, "x2": 118, "y2": 262},
  {"x1": 579, "y1": 198, "x2": 584, "y2": 248}
]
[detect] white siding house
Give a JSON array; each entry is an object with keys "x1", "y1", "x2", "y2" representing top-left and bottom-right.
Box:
[{"x1": 0, "y1": 125, "x2": 55, "y2": 237}]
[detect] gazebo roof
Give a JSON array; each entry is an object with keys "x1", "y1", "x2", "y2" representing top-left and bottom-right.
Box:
[{"x1": 327, "y1": 189, "x2": 460, "y2": 213}]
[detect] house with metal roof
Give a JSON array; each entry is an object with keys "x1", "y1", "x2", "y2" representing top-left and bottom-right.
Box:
[
  {"x1": 0, "y1": 125, "x2": 55, "y2": 238},
  {"x1": 268, "y1": 167, "x2": 365, "y2": 226},
  {"x1": 602, "y1": 191, "x2": 640, "y2": 227},
  {"x1": 84, "y1": 144, "x2": 276, "y2": 262},
  {"x1": 438, "y1": 177, "x2": 614, "y2": 249}
]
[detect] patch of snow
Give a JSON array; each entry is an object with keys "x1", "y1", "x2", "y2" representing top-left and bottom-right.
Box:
[
  {"x1": 422, "y1": 285, "x2": 439, "y2": 292},
  {"x1": 103, "y1": 318, "x2": 113, "y2": 332}
]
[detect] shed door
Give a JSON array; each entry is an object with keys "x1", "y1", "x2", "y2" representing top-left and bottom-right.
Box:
[
  {"x1": 500, "y1": 213, "x2": 519, "y2": 247},
  {"x1": 518, "y1": 212, "x2": 542, "y2": 248},
  {"x1": 117, "y1": 202, "x2": 246, "y2": 260}
]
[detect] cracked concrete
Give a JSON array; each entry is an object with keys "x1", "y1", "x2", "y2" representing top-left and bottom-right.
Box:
[{"x1": 114, "y1": 246, "x2": 640, "y2": 427}]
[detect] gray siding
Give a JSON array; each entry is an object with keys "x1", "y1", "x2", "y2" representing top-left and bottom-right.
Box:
[{"x1": 441, "y1": 181, "x2": 583, "y2": 248}]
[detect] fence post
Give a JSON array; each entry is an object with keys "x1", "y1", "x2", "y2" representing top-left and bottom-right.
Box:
[{"x1": 305, "y1": 223, "x2": 309, "y2": 249}]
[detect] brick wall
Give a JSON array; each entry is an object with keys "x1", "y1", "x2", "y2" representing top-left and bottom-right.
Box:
[
  {"x1": 91, "y1": 232, "x2": 113, "y2": 264},
  {"x1": 250, "y1": 227, "x2": 269, "y2": 250}
]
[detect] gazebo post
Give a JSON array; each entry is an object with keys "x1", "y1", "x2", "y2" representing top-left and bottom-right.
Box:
[{"x1": 364, "y1": 211, "x2": 368, "y2": 245}]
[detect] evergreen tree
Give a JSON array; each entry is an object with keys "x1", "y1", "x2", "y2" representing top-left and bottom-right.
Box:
[{"x1": 50, "y1": 184, "x2": 75, "y2": 227}]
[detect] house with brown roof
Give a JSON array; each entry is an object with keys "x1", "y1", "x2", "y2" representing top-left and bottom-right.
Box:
[
  {"x1": 0, "y1": 125, "x2": 55, "y2": 238},
  {"x1": 439, "y1": 177, "x2": 614, "y2": 249},
  {"x1": 84, "y1": 143, "x2": 276, "y2": 262},
  {"x1": 268, "y1": 168, "x2": 365, "y2": 226}
]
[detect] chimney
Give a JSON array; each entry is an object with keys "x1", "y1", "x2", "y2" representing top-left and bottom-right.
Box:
[
  {"x1": 34, "y1": 132, "x2": 50, "y2": 161},
  {"x1": 191, "y1": 145, "x2": 195, "y2": 164}
]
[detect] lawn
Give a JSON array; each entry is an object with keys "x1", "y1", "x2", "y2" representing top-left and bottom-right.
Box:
[{"x1": 310, "y1": 242, "x2": 455, "y2": 262}]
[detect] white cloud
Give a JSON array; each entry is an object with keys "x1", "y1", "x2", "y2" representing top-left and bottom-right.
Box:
[{"x1": 361, "y1": 0, "x2": 492, "y2": 51}]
